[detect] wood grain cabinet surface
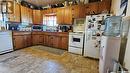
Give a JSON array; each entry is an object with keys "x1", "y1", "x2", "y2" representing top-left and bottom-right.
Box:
[
  {"x1": 33, "y1": 10, "x2": 43, "y2": 24},
  {"x1": 57, "y1": 7, "x2": 72, "y2": 25},
  {"x1": 8, "y1": 2, "x2": 20, "y2": 22},
  {"x1": 98, "y1": 1, "x2": 111, "y2": 13},
  {"x1": 31, "y1": 32, "x2": 69, "y2": 50},
  {"x1": 13, "y1": 32, "x2": 32, "y2": 50},
  {"x1": 72, "y1": 4, "x2": 86, "y2": 18},
  {"x1": 13, "y1": 36, "x2": 24, "y2": 50}
]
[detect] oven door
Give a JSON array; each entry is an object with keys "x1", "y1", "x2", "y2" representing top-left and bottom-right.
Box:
[{"x1": 69, "y1": 35, "x2": 84, "y2": 48}]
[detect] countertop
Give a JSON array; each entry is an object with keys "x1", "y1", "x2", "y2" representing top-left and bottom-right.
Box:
[{"x1": 12, "y1": 31, "x2": 69, "y2": 36}]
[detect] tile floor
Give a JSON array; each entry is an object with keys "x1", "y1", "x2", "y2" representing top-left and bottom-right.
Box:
[{"x1": 0, "y1": 46, "x2": 99, "y2": 73}]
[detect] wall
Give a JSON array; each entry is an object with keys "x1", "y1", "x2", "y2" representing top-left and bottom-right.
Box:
[{"x1": 111, "y1": 0, "x2": 130, "y2": 71}]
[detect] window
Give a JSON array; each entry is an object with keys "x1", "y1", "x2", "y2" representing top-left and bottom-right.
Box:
[
  {"x1": 43, "y1": 14, "x2": 58, "y2": 32},
  {"x1": 43, "y1": 15, "x2": 58, "y2": 27}
]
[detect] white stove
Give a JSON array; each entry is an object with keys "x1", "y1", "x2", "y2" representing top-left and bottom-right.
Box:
[{"x1": 68, "y1": 32, "x2": 84, "y2": 55}]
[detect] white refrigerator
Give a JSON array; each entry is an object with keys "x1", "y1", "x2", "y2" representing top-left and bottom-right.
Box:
[{"x1": 84, "y1": 14, "x2": 111, "y2": 59}]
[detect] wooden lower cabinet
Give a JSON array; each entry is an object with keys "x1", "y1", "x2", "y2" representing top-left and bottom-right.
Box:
[
  {"x1": 32, "y1": 35, "x2": 43, "y2": 45},
  {"x1": 25, "y1": 35, "x2": 32, "y2": 47},
  {"x1": 13, "y1": 34, "x2": 32, "y2": 50},
  {"x1": 13, "y1": 36, "x2": 24, "y2": 50},
  {"x1": 13, "y1": 32, "x2": 68, "y2": 50},
  {"x1": 43, "y1": 35, "x2": 49, "y2": 46},
  {"x1": 48, "y1": 35, "x2": 54, "y2": 47},
  {"x1": 58, "y1": 36, "x2": 68, "y2": 50},
  {"x1": 53, "y1": 36, "x2": 60, "y2": 48},
  {"x1": 32, "y1": 32, "x2": 68, "y2": 50}
]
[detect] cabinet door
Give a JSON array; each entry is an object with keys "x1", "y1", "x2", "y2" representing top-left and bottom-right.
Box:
[
  {"x1": 28, "y1": 8, "x2": 33, "y2": 24},
  {"x1": 48, "y1": 35, "x2": 54, "y2": 47},
  {"x1": 58, "y1": 36, "x2": 68, "y2": 50},
  {"x1": 32, "y1": 35, "x2": 40, "y2": 45},
  {"x1": 72, "y1": 5, "x2": 86, "y2": 18},
  {"x1": 21, "y1": 6, "x2": 28, "y2": 23},
  {"x1": 43, "y1": 35, "x2": 49, "y2": 46},
  {"x1": 57, "y1": 8, "x2": 64, "y2": 24},
  {"x1": 32, "y1": 35, "x2": 43, "y2": 45},
  {"x1": 8, "y1": 3, "x2": 20, "y2": 22},
  {"x1": 13, "y1": 36, "x2": 24, "y2": 50},
  {"x1": 33, "y1": 10, "x2": 43, "y2": 24},
  {"x1": 61, "y1": 36, "x2": 68, "y2": 50},
  {"x1": 26, "y1": 35, "x2": 32, "y2": 47},
  {"x1": 53, "y1": 36, "x2": 59, "y2": 48},
  {"x1": 39, "y1": 35, "x2": 44, "y2": 44},
  {"x1": 98, "y1": 1, "x2": 111, "y2": 13},
  {"x1": 64, "y1": 7, "x2": 72, "y2": 24},
  {"x1": 85, "y1": 2, "x2": 98, "y2": 15},
  {"x1": 72, "y1": 5, "x2": 80, "y2": 18}
]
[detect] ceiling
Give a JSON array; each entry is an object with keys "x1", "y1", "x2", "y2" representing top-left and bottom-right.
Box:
[{"x1": 21, "y1": 0, "x2": 67, "y2": 7}]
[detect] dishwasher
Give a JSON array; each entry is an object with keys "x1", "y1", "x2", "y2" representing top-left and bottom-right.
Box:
[{"x1": 0, "y1": 31, "x2": 13, "y2": 54}]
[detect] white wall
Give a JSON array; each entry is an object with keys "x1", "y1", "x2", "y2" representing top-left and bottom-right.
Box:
[{"x1": 111, "y1": 0, "x2": 130, "y2": 71}]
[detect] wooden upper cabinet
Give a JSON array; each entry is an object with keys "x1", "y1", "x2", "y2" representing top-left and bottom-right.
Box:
[
  {"x1": 85, "y1": 2, "x2": 98, "y2": 15},
  {"x1": 21, "y1": 6, "x2": 33, "y2": 23},
  {"x1": 8, "y1": 3, "x2": 20, "y2": 22},
  {"x1": 42, "y1": 9, "x2": 53, "y2": 14},
  {"x1": 42, "y1": 8, "x2": 57, "y2": 15},
  {"x1": 57, "y1": 7, "x2": 72, "y2": 25},
  {"x1": 57, "y1": 8, "x2": 64, "y2": 24},
  {"x1": 98, "y1": 1, "x2": 111, "y2": 13},
  {"x1": 72, "y1": 4, "x2": 86, "y2": 18},
  {"x1": 33, "y1": 10, "x2": 43, "y2": 24},
  {"x1": 21, "y1": 6, "x2": 28, "y2": 23},
  {"x1": 28, "y1": 8, "x2": 33, "y2": 24},
  {"x1": 64, "y1": 7, "x2": 72, "y2": 24}
]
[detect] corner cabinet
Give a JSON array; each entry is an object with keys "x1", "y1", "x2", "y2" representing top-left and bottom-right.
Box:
[
  {"x1": 33, "y1": 10, "x2": 43, "y2": 24},
  {"x1": 32, "y1": 32, "x2": 69, "y2": 50},
  {"x1": 57, "y1": 7, "x2": 72, "y2": 25}
]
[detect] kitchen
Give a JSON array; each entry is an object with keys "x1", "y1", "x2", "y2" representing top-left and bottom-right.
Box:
[{"x1": 0, "y1": 0, "x2": 130, "y2": 73}]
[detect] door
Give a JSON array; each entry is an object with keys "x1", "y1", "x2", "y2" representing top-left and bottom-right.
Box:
[
  {"x1": 13, "y1": 36, "x2": 24, "y2": 50},
  {"x1": 61, "y1": 36, "x2": 68, "y2": 50},
  {"x1": 48, "y1": 35, "x2": 54, "y2": 47},
  {"x1": 53, "y1": 36, "x2": 59, "y2": 48},
  {"x1": 32, "y1": 35, "x2": 40, "y2": 45},
  {"x1": 85, "y1": 2, "x2": 98, "y2": 15},
  {"x1": 98, "y1": 1, "x2": 111, "y2": 13},
  {"x1": 64, "y1": 7, "x2": 72, "y2": 24},
  {"x1": 8, "y1": 2, "x2": 20, "y2": 22},
  {"x1": 33, "y1": 10, "x2": 42, "y2": 24},
  {"x1": 57, "y1": 8, "x2": 64, "y2": 24},
  {"x1": 25, "y1": 35, "x2": 32, "y2": 47},
  {"x1": 43, "y1": 35, "x2": 49, "y2": 46}
]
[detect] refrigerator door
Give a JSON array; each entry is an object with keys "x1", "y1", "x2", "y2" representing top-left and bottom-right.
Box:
[{"x1": 84, "y1": 30, "x2": 100, "y2": 58}]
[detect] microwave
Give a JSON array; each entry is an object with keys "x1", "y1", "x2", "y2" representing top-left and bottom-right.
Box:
[{"x1": 32, "y1": 25, "x2": 43, "y2": 31}]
